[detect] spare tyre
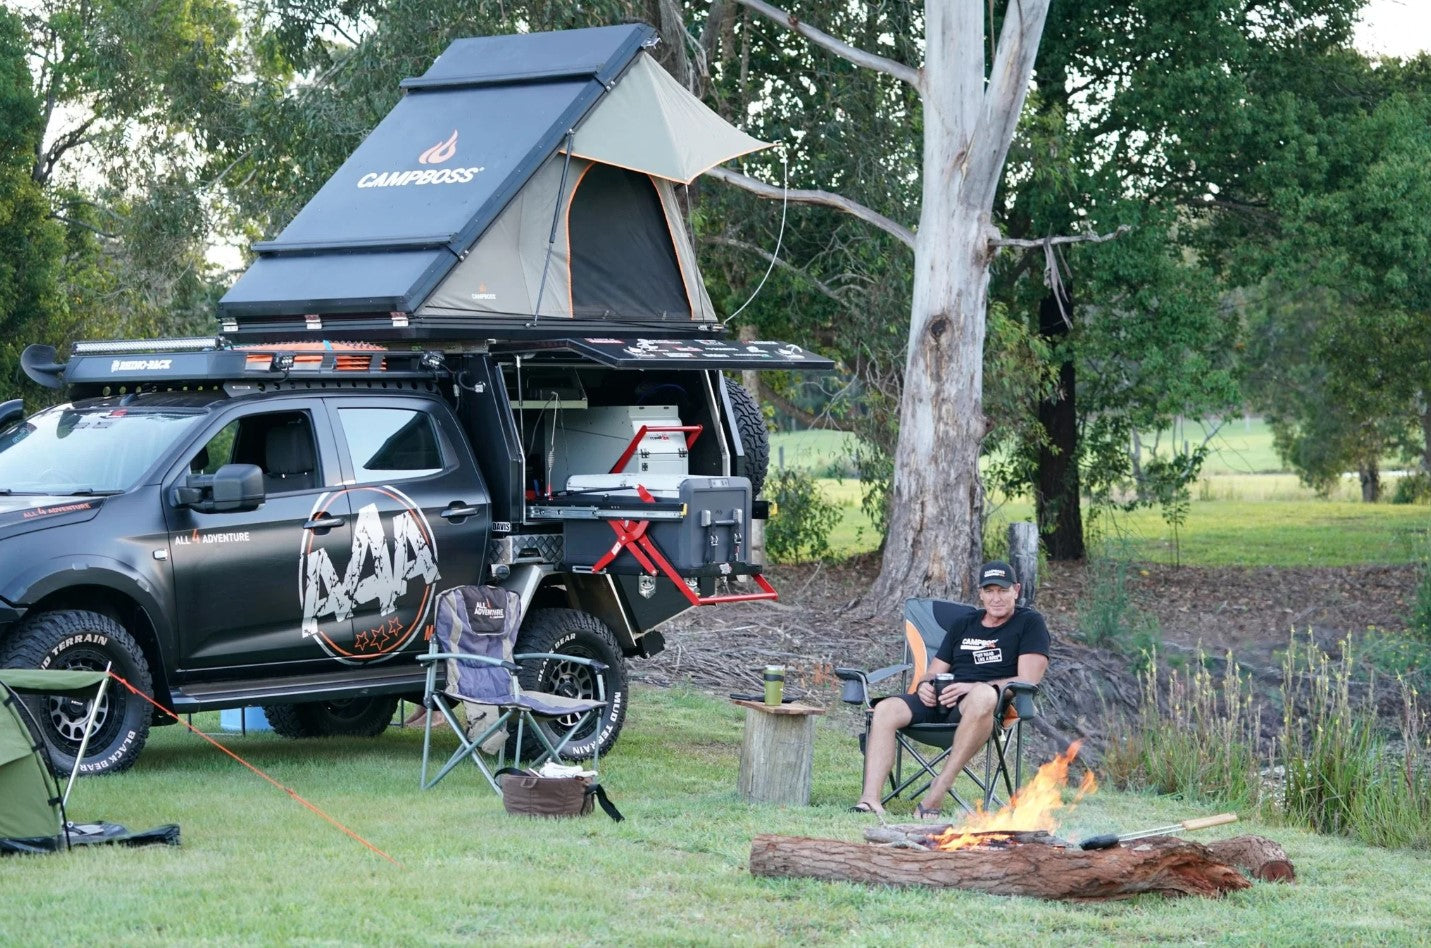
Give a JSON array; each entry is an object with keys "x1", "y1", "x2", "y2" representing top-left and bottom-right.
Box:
[{"x1": 725, "y1": 378, "x2": 770, "y2": 496}]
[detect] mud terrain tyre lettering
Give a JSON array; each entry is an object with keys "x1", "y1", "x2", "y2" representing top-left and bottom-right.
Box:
[
  {"x1": 514, "y1": 608, "x2": 628, "y2": 761},
  {"x1": 0, "y1": 610, "x2": 152, "y2": 775},
  {"x1": 726, "y1": 379, "x2": 770, "y2": 497},
  {"x1": 260, "y1": 697, "x2": 397, "y2": 739}
]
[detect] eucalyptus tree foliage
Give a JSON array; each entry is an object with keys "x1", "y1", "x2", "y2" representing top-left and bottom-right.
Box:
[
  {"x1": 988, "y1": 0, "x2": 1367, "y2": 554},
  {"x1": 1236, "y1": 56, "x2": 1431, "y2": 496},
  {"x1": 11, "y1": 0, "x2": 241, "y2": 364},
  {"x1": 0, "y1": 8, "x2": 63, "y2": 398}
]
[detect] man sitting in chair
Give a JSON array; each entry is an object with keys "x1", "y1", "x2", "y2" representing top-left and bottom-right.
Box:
[{"x1": 851, "y1": 561, "x2": 1050, "y2": 818}]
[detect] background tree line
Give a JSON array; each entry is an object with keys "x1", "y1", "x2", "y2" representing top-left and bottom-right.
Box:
[{"x1": 2, "y1": 0, "x2": 1427, "y2": 567}]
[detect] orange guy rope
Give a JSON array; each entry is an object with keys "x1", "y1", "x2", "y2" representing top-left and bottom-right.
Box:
[{"x1": 108, "y1": 672, "x2": 401, "y2": 866}]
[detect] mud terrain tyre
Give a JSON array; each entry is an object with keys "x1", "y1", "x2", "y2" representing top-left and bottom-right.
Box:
[
  {"x1": 513, "y1": 608, "x2": 628, "y2": 761},
  {"x1": 726, "y1": 379, "x2": 770, "y2": 497},
  {"x1": 0, "y1": 610, "x2": 152, "y2": 775},
  {"x1": 261, "y1": 697, "x2": 396, "y2": 738}
]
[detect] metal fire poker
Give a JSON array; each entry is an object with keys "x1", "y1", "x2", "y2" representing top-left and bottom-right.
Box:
[{"x1": 1079, "y1": 812, "x2": 1238, "y2": 851}]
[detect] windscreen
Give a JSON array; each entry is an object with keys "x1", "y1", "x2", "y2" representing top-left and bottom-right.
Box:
[{"x1": 0, "y1": 403, "x2": 206, "y2": 495}]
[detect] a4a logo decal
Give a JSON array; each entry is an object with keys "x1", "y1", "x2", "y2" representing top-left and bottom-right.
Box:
[{"x1": 300, "y1": 485, "x2": 440, "y2": 664}]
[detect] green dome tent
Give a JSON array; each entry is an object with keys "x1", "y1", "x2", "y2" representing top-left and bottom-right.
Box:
[{"x1": 1, "y1": 669, "x2": 178, "y2": 854}]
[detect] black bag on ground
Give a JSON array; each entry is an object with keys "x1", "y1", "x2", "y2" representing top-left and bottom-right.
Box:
[{"x1": 496, "y1": 768, "x2": 623, "y2": 821}]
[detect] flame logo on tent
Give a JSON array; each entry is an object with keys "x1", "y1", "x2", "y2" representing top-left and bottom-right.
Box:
[{"x1": 417, "y1": 130, "x2": 459, "y2": 165}]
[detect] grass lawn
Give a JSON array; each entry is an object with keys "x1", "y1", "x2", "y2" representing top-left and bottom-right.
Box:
[{"x1": 4, "y1": 686, "x2": 1429, "y2": 944}]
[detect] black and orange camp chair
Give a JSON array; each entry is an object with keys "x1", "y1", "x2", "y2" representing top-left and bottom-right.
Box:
[{"x1": 835, "y1": 597, "x2": 1040, "y2": 811}]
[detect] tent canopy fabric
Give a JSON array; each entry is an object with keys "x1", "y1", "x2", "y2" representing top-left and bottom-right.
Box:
[
  {"x1": 564, "y1": 53, "x2": 768, "y2": 184},
  {"x1": 219, "y1": 23, "x2": 767, "y2": 332},
  {"x1": 1, "y1": 671, "x2": 105, "y2": 848}
]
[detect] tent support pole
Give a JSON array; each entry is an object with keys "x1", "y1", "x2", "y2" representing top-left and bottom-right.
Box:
[
  {"x1": 62, "y1": 662, "x2": 112, "y2": 807},
  {"x1": 533, "y1": 131, "x2": 577, "y2": 321}
]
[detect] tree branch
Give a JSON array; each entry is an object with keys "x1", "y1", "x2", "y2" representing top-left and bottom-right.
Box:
[
  {"x1": 705, "y1": 165, "x2": 915, "y2": 249},
  {"x1": 967, "y1": 0, "x2": 1054, "y2": 207},
  {"x1": 732, "y1": 0, "x2": 920, "y2": 88},
  {"x1": 990, "y1": 224, "x2": 1130, "y2": 250},
  {"x1": 703, "y1": 235, "x2": 856, "y2": 307}
]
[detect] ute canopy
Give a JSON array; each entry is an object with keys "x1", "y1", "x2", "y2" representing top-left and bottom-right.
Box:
[{"x1": 220, "y1": 23, "x2": 768, "y2": 336}]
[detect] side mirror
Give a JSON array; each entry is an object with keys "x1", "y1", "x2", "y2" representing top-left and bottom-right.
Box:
[
  {"x1": 0, "y1": 399, "x2": 23, "y2": 432},
  {"x1": 172, "y1": 463, "x2": 265, "y2": 513}
]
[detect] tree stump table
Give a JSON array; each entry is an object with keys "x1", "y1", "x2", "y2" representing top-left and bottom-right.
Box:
[{"x1": 733, "y1": 699, "x2": 825, "y2": 805}]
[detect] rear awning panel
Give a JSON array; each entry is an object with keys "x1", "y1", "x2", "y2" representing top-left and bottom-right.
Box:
[{"x1": 494, "y1": 336, "x2": 835, "y2": 370}]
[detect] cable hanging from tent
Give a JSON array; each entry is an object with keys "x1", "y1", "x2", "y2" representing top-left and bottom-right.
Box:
[{"x1": 723, "y1": 147, "x2": 790, "y2": 328}]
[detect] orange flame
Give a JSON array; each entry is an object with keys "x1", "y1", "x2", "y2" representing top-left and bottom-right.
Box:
[
  {"x1": 418, "y1": 130, "x2": 459, "y2": 165},
  {"x1": 932, "y1": 740, "x2": 1096, "y2": 851}
]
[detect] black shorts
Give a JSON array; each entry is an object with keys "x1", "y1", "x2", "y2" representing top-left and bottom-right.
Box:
[{"x1": 885, "y1": 692, "x2": 964, "y2": 726}]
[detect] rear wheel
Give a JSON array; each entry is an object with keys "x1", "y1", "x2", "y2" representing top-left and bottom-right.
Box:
[
  {"x1": 0, "y1": 609, "x2": 152, "y2": 775},
  {"x1": 513, "y1": 608, "x2": 628, "y2": 761},
  {"x1": 261, "y1": 697, "x2": 396, "y2": 739}
]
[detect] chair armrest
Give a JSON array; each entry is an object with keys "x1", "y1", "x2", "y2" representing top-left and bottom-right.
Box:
[
  {"x1": 513, "y1": 651, "x2": 610, "y2": 673},
  {"x1": 833, "y1": 662, "x2": 911, "y2": 706},
  {"x1": 999, "y1": 680, "x2": 1039, "y2": 720},
  {"x1": 418, "y1": 652, "x2": 520, "y2": 673}
]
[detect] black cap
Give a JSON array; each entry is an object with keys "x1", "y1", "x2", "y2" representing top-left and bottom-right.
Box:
[{"x1": 979, "y1": 561, "x2": 1017, "y2": 588}]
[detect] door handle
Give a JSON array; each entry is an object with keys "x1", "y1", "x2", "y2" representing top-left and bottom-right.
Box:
[
  {"x1": 442, "y1": 503, "x2": 482, "y2": 521},
  {"x1": 304, "y1": 516, "x2": 345, "y2": 532}
]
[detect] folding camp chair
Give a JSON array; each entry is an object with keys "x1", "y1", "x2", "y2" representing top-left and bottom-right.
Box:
[
  {"x1": 418, "y1": 585, "x2": 609, "y2": 793},
  {"x1": 835, "y1": 597, "x2": 1039, "y2": 812}
]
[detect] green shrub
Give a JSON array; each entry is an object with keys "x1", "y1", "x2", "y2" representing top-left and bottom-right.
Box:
[
  {"x1": 1104, "y1": 648, "x2": 1266, "y2": 808},
  {"x1": 1075, "y1": 556, "x2": 1162, "y2": 654},
  {"x1": 1391, "y1": 471, "x2": 1431, "y2": 504},
  {"x1": 764, "y1": 468, "x2": 841, "y2": 564}
]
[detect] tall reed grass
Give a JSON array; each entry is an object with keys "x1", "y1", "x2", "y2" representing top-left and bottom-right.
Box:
[{"x1": 1108, "y1": 632, "x2": 1431, "y2": 850}]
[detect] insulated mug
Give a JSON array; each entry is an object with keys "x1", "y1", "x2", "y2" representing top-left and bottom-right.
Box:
[
  {"x1": 763, "y1": 665, "x2": 786, "y2": 705},
  {"x1": 933, "y1": 673, "x2": 956, "y2": 702}
]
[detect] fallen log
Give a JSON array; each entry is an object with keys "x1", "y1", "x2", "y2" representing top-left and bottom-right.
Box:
[
  {"x1": 1206, "y1": 835, "x2": 1296, "y2": 882},
  {"x1": 750, "y1": 834, "x2": 1252, "y2": 901}
]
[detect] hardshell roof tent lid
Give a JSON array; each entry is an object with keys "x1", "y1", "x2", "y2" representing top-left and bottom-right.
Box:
[{"x1": 219, "y1": 24, "x2": 770, "y2": 338}]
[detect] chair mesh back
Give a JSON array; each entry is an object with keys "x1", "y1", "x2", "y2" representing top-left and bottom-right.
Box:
[
  {"x1": 902, "y1": 597, "x2": 978, "y2": 692},
  {"x1": 433, "y1": 585, "x2": 520, "y2": 704}
]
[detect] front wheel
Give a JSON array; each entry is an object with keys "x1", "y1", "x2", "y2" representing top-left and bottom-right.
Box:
[
  {"x1": 514, "y1": 608, "x2": 628, "y2": 761},
  {"x1": 0, "y1": 610, "x2": 152, "y2": 775}
]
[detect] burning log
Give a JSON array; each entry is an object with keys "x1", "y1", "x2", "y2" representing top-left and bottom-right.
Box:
[
  {"x1": 749, "y1": 834, "x2": 1252, "y2": 901},
  {"x1": 1206, "y1": 835, "x2": 1296, "y2": 882}
]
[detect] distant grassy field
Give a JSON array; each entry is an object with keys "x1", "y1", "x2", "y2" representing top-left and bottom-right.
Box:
[{"x1": 768, "y1": 423, "x2": 1431, "y2": 567}]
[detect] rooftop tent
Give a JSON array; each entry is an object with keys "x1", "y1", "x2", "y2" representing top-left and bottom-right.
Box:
[{"x1": 219, "y1": 23, "x2": 768, "y2": 335}]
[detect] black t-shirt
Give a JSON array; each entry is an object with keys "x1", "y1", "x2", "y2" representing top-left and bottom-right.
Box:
[{"x1": 933, "y1": 607, "x2": 1051, "y2": 682}]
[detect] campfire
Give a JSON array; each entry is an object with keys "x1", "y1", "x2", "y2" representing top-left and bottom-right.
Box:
[
  {"x1": 930, "y1": 740, "x2": 1096, "y2": 851},
  {"x1": 748, "y1": 743, "x2": 1296, "y2": 901}
]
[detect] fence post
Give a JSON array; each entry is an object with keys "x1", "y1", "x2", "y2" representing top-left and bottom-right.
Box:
[{"x1": 1008, "y1": 521, "x2": 1039, "y2": 607}]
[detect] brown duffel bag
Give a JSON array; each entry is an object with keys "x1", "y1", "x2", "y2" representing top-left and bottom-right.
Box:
[{"x1": 496, "y1": 769, "x2": 623, "y2": 821}]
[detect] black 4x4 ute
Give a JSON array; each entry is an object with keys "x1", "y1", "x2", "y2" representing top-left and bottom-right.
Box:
[{"x1": 0, "y1": 23, "x2": 831, "y2": 774}]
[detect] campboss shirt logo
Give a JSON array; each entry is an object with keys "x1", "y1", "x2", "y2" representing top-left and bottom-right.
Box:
[{"x1": 961, "y1": 637, "x2": 1003, "y2": 665}]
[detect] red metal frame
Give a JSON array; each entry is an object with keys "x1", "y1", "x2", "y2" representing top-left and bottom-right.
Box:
[{"x1": 586, "y1": 485, "x2": 778, "y2": 607}]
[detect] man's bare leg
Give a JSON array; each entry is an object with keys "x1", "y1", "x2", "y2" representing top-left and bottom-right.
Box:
[
  {"x1": 854, "y1": 698, "x2": 914, "y2": 813},
  {"x1": 919, "y1": 686, "x2": 998, "y2": 814}
]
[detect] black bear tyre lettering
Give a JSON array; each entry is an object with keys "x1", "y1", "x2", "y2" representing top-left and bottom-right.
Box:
[{"x1": 0, "y1": 610, "x2": 152, "y2": 775}]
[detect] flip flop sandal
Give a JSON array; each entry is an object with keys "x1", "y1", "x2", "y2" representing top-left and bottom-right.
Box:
[{"x1": 848, "y1": 802, "x2": 878, "y2": 814}]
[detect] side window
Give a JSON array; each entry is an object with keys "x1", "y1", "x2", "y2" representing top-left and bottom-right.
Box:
[
  {"x1": 188, "y1": 422, "x2": 238, "y2": 475},
  {"x1": 338, "y1": 407, "x2": 444, "y2": 482},
  {"x1": 214, "y1": 411, "x2": 320, "y2": 494}
]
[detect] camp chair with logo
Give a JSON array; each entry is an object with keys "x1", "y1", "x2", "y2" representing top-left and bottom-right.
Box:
[
  {"x1": 418, "y1": 585, "x2": 609, "y2": 793},
  {"x1": 834, "y1": 597, "x2": 1040, "y2": 812}
]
